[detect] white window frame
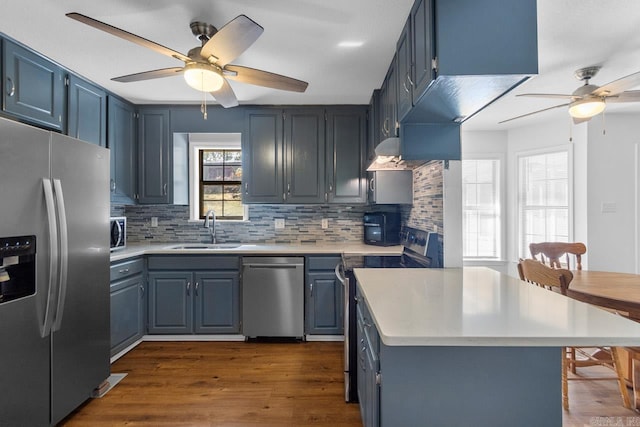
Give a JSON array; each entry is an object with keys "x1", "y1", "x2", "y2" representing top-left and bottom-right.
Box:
[
  {"x1": 461, "y1": 153, "x2": 505, "y2": 261},
  {"x1": 188, "y1": 133, "x2": 248, "y2": 221},
  {"x1": 516, "y1": 145, "x2": 573, "y2": 260}
]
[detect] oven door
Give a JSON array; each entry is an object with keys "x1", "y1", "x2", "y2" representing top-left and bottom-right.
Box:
[
  {"x1": 335, "y1": 261, "x2": 358, "y2": 402},
  {"x1": 109, "y1": 218, "x2": 125, "y2": 250}
]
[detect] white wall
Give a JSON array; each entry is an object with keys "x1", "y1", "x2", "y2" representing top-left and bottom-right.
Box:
[{"x1": 586, "y1": 114, "x2": 640, "y2": 273}]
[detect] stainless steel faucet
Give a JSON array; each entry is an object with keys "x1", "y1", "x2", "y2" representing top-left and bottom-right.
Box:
[{"x1": 203, "y1": 209, "x2": 216, "y2": 244}]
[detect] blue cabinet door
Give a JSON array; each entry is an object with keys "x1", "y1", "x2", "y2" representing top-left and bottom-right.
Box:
[
  {"x1": 410, "y1": 0, "x2": 434, "y2": 104},
  {"x1": 2, "y1": 39, "x2": 65, "y2": 130},
  {"x1": 326, "y1": 106, "x2": 367, "y2": 204},
  {"x1": 148, "y1": 271, "x2": 192, "y2": 334},
  {"x1": 109, "y1": 96, "x2": 137, "y2": 203},
  {"x1": 194, "y1": 271, "x2": 240, "y2": 334},
  {"x1": 284, "y1": 108, "x2": 325, "y2": 203},
  {"x1": 396, "y1": 18, "x2": 413, "y2": 120},
  {"x1": 242, "y1": 108, "x2": 284, "y2": 203},
  {"x1": 67, "y1": 74, "x2": 106, "y2": 147},
  {"x1": 306, "y1": 271, "x2": 344, "y2": 335},
  {"x1": 110, "y1": 274, "x2": 144, "y2": 356},
  {"x1": 138, "y1": 108, "x2": 171, "y2": 204}
]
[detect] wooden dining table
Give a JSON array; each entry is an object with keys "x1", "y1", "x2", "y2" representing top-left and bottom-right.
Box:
[{"x1": 566, "y1": 269, "x2": 640, "y2": 410}]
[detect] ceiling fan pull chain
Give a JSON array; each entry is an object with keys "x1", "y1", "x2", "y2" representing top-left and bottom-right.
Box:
[
  {"x1": 568, "y1": 117, "x2": 573, "y2": 142},
  {"x1": 200, "y1": 74, "x2": 208, "y2": 120},
  {"x1": 602, "y1": 110, "x2": 606, "y2": 135}
]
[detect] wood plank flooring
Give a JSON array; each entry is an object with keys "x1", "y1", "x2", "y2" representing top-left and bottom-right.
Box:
[{"x1": 60, "y1": 341, "x2": 640, "y2": 426}]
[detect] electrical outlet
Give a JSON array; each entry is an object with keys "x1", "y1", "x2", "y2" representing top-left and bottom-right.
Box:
[
  {"x1": 275, "y1": 218, "x2": 285, "y2": 229},
  {"x1": 151, "y1": 217, "x2": 158, "y2": 227},
  {"x1": 321, "y1": 218, "x2": 329, "y2": 229}
]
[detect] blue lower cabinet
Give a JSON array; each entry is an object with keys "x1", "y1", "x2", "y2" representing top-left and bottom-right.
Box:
[
  {"x1": 146, "y1": 256, "x2": 241, "y2": 335},
  {"x1": 194, "y1": 272, "x2": 240, "y2": 334},
  {"x1": 110, "y1": 258, "x2": 145, "y2": 356},
  {"x1": 305, "y1": 256, "x2": 343, "y2": 335}
]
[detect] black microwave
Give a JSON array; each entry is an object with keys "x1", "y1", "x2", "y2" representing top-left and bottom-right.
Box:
[
  {"x1": 363, "y1": 212, "x2": 401, "y2": 246},
  {"x1": 110, "y1": 217, "x2": 126, "y2": 251}
]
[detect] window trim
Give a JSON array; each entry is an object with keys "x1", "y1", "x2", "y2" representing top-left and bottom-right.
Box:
[
  {"x1": 515, "y1": 145, "x2": 574, "y2": 260},
  {"x1": 188, "y1": 133, "x2": 248, "y2": 222},
  {"x1": 462, "y1": 153, "x2": 506, "y2": 261}
]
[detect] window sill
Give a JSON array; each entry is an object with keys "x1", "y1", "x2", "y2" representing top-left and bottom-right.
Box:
[{"x1": 187, "y1": 218, "x2": 249, "y2": 224}]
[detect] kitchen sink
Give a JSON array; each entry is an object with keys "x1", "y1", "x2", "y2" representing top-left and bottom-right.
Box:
[{"x1": 165, "y1": 243, "x2": 242, "y2": 250}]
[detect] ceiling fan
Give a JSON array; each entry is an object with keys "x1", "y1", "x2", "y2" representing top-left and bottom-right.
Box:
[
  {"x1": 66, "y1": 12, "x2": 308, "y2": 110},
  {"x1": 500, "y1": 66, "x2": 640, "y2": 124}
]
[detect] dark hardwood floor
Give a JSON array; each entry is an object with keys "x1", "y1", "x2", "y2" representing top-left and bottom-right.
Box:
[{"x1": 60, "y1": 341, "x2": 640, "y2": 426}]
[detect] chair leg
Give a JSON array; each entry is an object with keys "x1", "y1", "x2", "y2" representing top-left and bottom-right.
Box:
[
  {"x1": 611, "y1": 347, "x2": 631, "y2": 409},
  {"x1": 562, "y1": 347, "x2": 569, "y2": 410},
  {"x1": 570, "y1": 348, "x2": 577, "y2": 374}
]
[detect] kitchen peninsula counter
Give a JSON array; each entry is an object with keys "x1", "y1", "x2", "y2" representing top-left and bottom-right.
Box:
[
  {"x1": 110, "y1": 242, "x2": 403, "y2": 262},
  {"x1": 352, "y1": 267, "x2": 640, "y2": 427}
]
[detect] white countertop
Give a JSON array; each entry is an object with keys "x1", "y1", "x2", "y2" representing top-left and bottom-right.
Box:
[
  {"x1": 354, "y1": 267, "x2": 640, "y2": 347},
  {"x1": 110, "y1": 242, "x2": 403, "y2": 262}
]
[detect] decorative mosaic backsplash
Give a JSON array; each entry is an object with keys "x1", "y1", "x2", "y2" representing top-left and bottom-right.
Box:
[{"x1": 113, "y1": 161, "x2": 444, "y2": 244}]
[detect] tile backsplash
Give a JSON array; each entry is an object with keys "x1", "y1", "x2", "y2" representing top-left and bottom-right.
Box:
[{"x1": 114, "y1": 161, "x2": 444, "y2": 244}]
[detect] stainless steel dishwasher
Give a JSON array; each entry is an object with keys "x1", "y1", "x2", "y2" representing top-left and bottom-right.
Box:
[{"x1": 242, "y1": 257, "x2": 304, "y2": 338}]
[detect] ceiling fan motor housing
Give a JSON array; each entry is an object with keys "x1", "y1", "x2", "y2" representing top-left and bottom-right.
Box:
[{"x1": 190, "y1": 21, "x2": 217, "y2": 44}]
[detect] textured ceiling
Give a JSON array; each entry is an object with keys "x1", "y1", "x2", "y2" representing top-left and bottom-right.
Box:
[{"x1": 2, "y1": 1, "x2": 640, "y2": 130}]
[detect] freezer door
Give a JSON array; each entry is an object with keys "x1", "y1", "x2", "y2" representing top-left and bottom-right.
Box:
[
  {"x1": 0, "y1": 118, "x2": 52, "y2": 426},
  {"x1": 49, "y1": 133, "x2": 110, "y2": 425}
]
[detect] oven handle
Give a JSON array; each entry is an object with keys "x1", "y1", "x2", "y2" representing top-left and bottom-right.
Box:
[{"x1": 335, "y1": 262, "x2": 347, "y2": 286}]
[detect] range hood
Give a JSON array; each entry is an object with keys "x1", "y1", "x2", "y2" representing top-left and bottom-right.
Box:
[{"x1": 367, "y1": 137, "x2": 426, "y2": 171}]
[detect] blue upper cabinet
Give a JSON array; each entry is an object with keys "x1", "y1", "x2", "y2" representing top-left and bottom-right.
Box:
[
  {"x1": 397, "y1": 0, "x2": 538, "y2": 124},
  {"x1": 1, "y1": 38, "x2": 65, "y2": 131},
  {"x1": 67, "y1": 74, "x2": 107, "y2": 147}
]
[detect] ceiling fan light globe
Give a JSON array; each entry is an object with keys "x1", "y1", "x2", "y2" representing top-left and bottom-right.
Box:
[
  {"x1": 183, "y1": 64, "x2": 224, "y2": 92},
  {"x1": 568, "y1": 98, "x2": 605, "y2": 118}
]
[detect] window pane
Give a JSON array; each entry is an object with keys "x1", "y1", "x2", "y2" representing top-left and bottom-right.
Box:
[
  {"x1": 224, "y1": 151, "x2": 242, "y2": 162},
  {"x1": 202, "y1": 150, "x2": 224, "y2": 164},
  {"x1": 224, "y1": 201, "x2": 244, "y2": 218},
  {"x1": 224, "y1": 165, "x2": 243, "y2": 180},
  {"x1": 201, "y1": 201, "x2": 223, "y2": 217},
  {"x1": 203, "y1": 165, "x2": 224, "y2": 181},
  {"x1": 519, "y1": 150, "x2": 569, "y2": 258},
  {"x1": 223, "y1": 184, "x2": 241, "y2": 201},
  {"x1": 203, "y1": 185, "x2": 223, "y2": 200},
  {"x1": 462, "y1": 159, "x2": 500, "y2": 259}
]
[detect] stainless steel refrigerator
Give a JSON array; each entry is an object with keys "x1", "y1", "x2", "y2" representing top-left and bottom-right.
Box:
[{"x1": 0, "y1": 117, "x2": 110, "y2": 426}]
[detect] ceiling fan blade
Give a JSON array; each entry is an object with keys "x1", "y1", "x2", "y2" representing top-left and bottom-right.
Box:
[
  {"x1": 200, "y1": 15, "x2": 264, "y2": 66},
  {"x1": 224, "y1": 65, "x2": 308, "y2": 92},
  {"x1": 605, "y1": 90, "x2": 640, "y2": 103},
  {"x1": 594, "y1": 70, "x2": 640, "y2": 96},
  {"x1": 498, "y1": 103, "x2": 570, "y2": 124},
  {"x1": 66, "y1": 12, "x2": 190, "y2": 63},
  {"x1": 112, "y1": 67, "x2": 184, "y2": 83},
  {"x1": 210, "y1": 79, "x2": 239, "y2": 108},
  {"x1": 516, "y1": 93, "x2": 576, "y2": 99}
]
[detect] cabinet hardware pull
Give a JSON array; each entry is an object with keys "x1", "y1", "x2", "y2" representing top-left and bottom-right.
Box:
[
  {"x1": 245, "y1": 183, "x2": 248, "y2": 194},
  {"x1": 369, "y1": 178, "x2": 375, "y2": 192},
  {"x1": 118, "y1": 268, "x2": 129, "y2": 274},
  {"x1": 186, "y1": 282, "x2": 191, "y2": 296},
  {"x1": 364, "y1": 320, "x2": 372, "y2": 329},
  {"x1": 310, "y1": 282, "x2": 313, "y2": 297},
  {"x1": 407, "y1": 72, "x2": 414, "y2": 87},
  {"x1": 329, "y1": 182, "x2": 333, "y2": 192},
  {"x1": 376, "y1": 372, "x2": 381, "y2": 385},
  {"x1": 382, "y1": 118, "x2": 390, "y2": 136},
  {"x1": 403, "y1": 81, "x2": 410, "y2": 94},
  {"x1": 6, "y1": 77, "x2": 15, "y2": 97},
  {"x1": 110, "y1": 179, "x2": 116, "y2": 192},
  {"x1": 354, "y1": 295, "x2": 360, "y2": 302},
  {"x1": 324, "y1": 192, "x2": 328, "y2": 202},
  {"x1": 195, "y1": 282, "x2": 199, "y2": 296},
  {"x1": 162, "y1": 183, "x2": 167, "y2": 196},
  {"x1": 287, "y1": 183, "x2": 290, "y2": 194},
  {"x1": 140, "y1": 285, "x2": 145, "y2": 297}
]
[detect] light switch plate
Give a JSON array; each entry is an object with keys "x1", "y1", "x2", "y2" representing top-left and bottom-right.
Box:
[
  {"x1": 275, "y1": 218, "x2": 285, "y2": 229},
  {"x1": 151, "y1": 217, "x2": 158, "y2": 227},
  {"x1": 321, "y1": 218, "x2": 329, "y2": 229}
]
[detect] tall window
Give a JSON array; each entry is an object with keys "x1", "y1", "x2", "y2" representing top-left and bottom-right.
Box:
[
  {"x1": 199, "y1": 149, "x2": 243, "y2": 219},
  {"x1": 518, "y1": 150, "x2": 570, "y2": 258},
  {"x1": 462, "y1": 159, "x2": 501, "y2": 259}
]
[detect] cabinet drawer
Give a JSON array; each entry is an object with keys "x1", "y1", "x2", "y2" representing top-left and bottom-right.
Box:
[
  {"x1": 147, "y1": 255, "x2": 240, "y2": 271},
  {"x1": 110, "y1": 258, "x2": 144, "y2": 282},
  {"x1": 306, "y1": 255, "x2": 341, "y2": 271}
]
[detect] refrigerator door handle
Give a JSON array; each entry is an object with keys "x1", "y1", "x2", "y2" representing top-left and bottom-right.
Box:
[
  {"x1": 52, "y1": 179, "x2": 69, "y2": 332},
  {"x1": 42, "y1": 178, "x2": 59, "y2": 338}
]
